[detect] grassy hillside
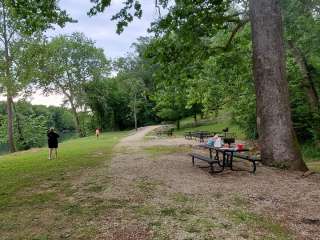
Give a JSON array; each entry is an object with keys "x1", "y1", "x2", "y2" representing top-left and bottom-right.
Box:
[
  {"x1": 175, "y1": 110, "x2": 246, "y2": 139},
  {"x1": 0, "y1": 131, "x2": 126, "y2": 239}
]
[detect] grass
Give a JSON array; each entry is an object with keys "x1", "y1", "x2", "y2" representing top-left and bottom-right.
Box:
[
  {"x1": 174, "y1": 110, "x2": 246, "y2": 139},
  {"x1": 227, "y1": 196, "x2": 292, "y2": 240},
  {"x1": 229, "y1": 209, "x2": 292, "y2": 240},
  {"x1": 300, "y1": 143, "x2": 320, "y2": 172},
  {"x1": 0, "y1": 131, "x2": 127, "y2": 240},
  {"x1": 307, "y1": 161, "x2": 320, "y2": 172},
  {"x1": 143, "y1": 145, "x2": 191, "y2": 156},
  {"x1": 302, "y1": 143, "x2": 320, "y2": 162}
]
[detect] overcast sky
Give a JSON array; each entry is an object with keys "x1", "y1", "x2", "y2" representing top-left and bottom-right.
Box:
[{"x1": 28, "y1": 0, "x2": 158, "y2": 106}]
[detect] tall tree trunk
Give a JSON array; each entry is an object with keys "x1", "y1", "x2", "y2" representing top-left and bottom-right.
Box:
[
  {"x1": 13, "y1": 102, "x2": 25, "y2": 149},
  {"x1": 62, "y1": 88, "x2": 84, "y2": 137},
  {"x1": 176, "y1": 119, "x2": 180, "y2": 130},
  {"x1": 6, "y1": 95, "x2": 16, "y2": 152},
  {"x1": 111, "y1": 110, "x2": 116, "y2": 131},
  {"x1": 193, "y1": 113, "x2": 197, "y2": 126},
  {"x1": 249, "y1": 0, "x2": 307, "y2": 171},
  {"x1": 69, "y1": 99, "x2": 83, "y2": 137},
  {"x1": 133, "y1": 93, "x2": 138, "y2": 131},
  {"x1": 2, "y1": 6, "x2": 16, "y2": 152}
]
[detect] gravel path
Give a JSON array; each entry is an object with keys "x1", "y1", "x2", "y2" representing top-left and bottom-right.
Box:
[{"x1": 97, "y1": 126, "x2": 320, "y2": 240}]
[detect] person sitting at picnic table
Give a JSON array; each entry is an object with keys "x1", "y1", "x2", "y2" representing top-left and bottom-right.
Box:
[
  {"x1": 207, "y1": 134, "x2": 222, "y2": 147},
  {"x1": 47, "y1": 127, "x2": 59, "y2": 160}
]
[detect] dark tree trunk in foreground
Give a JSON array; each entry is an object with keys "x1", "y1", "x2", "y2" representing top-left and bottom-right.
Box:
[{"x1": 249, "y1": 0, "x2": 307, "y2": 171}]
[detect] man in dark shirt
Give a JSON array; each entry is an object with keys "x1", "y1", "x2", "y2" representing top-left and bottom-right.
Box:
[{"x1": 47, "y1": 128, "x2": 59, "y2": 160}]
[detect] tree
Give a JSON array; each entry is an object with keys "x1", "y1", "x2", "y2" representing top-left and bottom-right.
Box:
[
  {"x1": 249, "y1": 0, "x2": 307, "y2": 170},
  {"x1": 40, "y1": 32, "x2": 111, "y2": 136},
  {"x1": 282, "y1": 0, "x2": 320, "y2": 144},
  {"x1": 0, "y1": 0, "x2": 71, "y2": 152},
  {"x1": 84, "y1": 38, "x2": 158, "y2": 131},
  {"x1": 114, "y1": 56, "x2": 147, "y2": 131},
  {"x1": 84, "y1": 78, "x2": 133, "y2": 131}
]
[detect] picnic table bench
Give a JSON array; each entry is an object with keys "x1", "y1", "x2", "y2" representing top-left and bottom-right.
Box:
[
  {"x1": 225, "y1": 152, "x2": 261, "y2": 173},
  {"x1": 189, "y1": 153, "x2": 222, "y2": 173},
  {"x1": 156, "y1": 127, "x2": 174, "y2": 136}
]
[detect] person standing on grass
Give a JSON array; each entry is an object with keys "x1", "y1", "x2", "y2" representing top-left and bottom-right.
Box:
[
  {"x1": 95, "y1": 128, "x2": 100, "y2": 139},
  {"x1": 47, "y1": 127, "x2": 59, "y2": 160}
]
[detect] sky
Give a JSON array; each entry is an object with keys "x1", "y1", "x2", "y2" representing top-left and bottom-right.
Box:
[{"x1": 28, "y1": 0, "x2": 158, "y2": 106}]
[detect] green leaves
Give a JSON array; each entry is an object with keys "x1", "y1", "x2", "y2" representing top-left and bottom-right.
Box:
[
  {"x1": 89, "y1": 0, "x2": 144, "y2": 34},
  {"x1": 40, "y1": 32, "x2": 110, "y2": 98},
  {"x1": 4, "y1": 0, "x2": 73, "y2": 35}
]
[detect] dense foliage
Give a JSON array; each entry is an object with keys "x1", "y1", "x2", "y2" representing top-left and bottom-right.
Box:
[
  {"x1": 0, "y1": 101, "x2": 75, "y2": 151},
  {"x1": 115, "y1": 0, "x2": 320, "y2": 144}
]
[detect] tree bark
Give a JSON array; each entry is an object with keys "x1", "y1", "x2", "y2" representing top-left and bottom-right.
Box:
[
  {"x1": 176, "y1": 119, "x2": 180, "y2": 130},
  {"x1": 193, "y1": 113, "x2": 197, "y2": 126},
  {"x1": 133, "y1": 93, "x2": 138, "y2": 131},
  {"x1": 6, "y1": 95, "x2": 16, "y2": 152},
  {"x1": 249, "y1": 0, "x2": 307, "y2": 171},
  {"x1": 287, "y1": 40, "x2": 319, "y2": 112},
  {"x1": 2, "y1": 5, "x2": 16, "y2": 152},
  {"x1": 13, "y1": 102, "x2": 25, "y2": 149},
  {"x1": 60, "y1": 86, "x2": 84, "y2": 137},
  {"x1": 70, "y1": 101, "x2": 83, "y2": 137}
]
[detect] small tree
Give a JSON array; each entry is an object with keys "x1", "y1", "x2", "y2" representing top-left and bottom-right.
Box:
[{"x1": 114, "y1": 56, "x2": 147, "y2": 131}]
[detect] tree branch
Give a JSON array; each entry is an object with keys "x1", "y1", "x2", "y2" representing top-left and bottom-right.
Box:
[
  {"x1": 155, "y1": 0, "x2": 161, "y2": 17},
  {"x1": 223, "y1": 18, "x2": 249, "y2": 50}
]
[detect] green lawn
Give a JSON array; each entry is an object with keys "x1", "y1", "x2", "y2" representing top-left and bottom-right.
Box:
[
  {"x1": 174, "y1": 111, "x2": 246, "y2": 139},
  {"x1": 0, "y1": 131, "x2": 126, "y2": 240}
]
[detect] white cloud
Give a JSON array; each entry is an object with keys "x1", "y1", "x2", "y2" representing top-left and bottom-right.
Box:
[{"x1": 48, "y1": 0, "x2": 158, "y2": 58}]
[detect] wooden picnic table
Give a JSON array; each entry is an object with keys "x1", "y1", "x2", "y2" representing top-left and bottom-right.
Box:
[
  {"x1": 185, "y1": 131, "x2": 236, "y2": 144},
  {"x1": 156, "y1": 127, "x2": 174, "y2": 136},
  {"x1": 200, "y1": 144, "x2": 249, "y2": 170},
  {"x1": 184, "y1": 131, "x2": 214, "y2": 142},
  {"x1": 189, "y1": 144, "x2": 251, "y2": 173}
]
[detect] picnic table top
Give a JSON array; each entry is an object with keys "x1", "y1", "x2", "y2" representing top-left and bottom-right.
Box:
[{"x1": 198, "y1": 144, "x2": 249, "y2": 152}]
